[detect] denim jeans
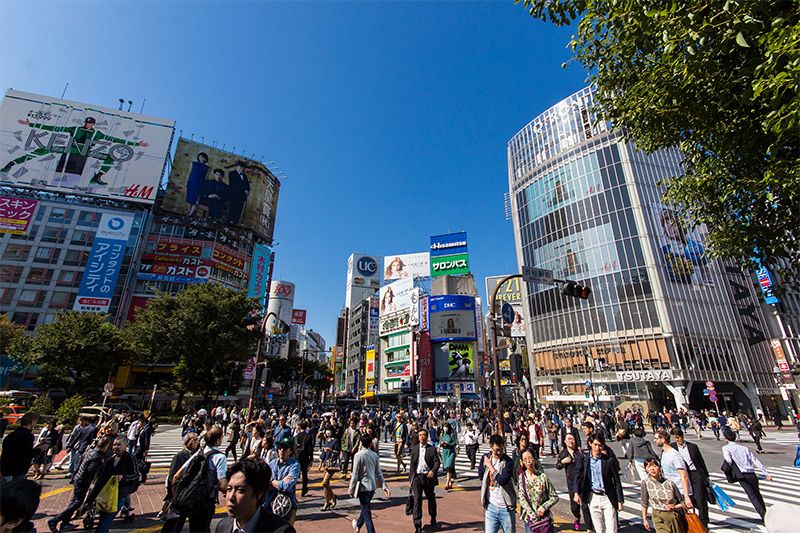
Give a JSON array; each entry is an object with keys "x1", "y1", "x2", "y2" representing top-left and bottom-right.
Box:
[
  {"x1": 96, "y1": 488, "x2": 130, "y2": 532},
  {"x1": 485, "y1": 502, "x2": 516, "y2": 533},
  {"x1": 356, "y1": 489, "x2": 376, "y2": 533},
  {"x1": 68, "y1": 450, "x2": 82, "y2": 477}
]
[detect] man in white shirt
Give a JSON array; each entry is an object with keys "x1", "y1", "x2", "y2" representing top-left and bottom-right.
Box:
[
  {"x1": 722, "y1": 428, "x2": 772, "y2": 521},
  {"x1": 653, "y1": 430, "x2": 693, "y2": 509},
  {"x1": 409, "y1": 429, "x2": 440, "y2": 533},
  {"x1": 461, "y1": 422, "x2": 480, "y2": 469}
]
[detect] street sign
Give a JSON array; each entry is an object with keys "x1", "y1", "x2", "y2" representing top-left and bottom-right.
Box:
[
  {"x1": 522, "y1": 266, "x2": 554, "y2": 285},
  {"x1": 501, "y1": 302, "x2": 515, "y2": 324},
  {"x1": 584, "y1": 379, "x2": 591, "y2": 387},
  {"x1": 705, "y1": 381, "x2": 714, "y2": 388},
  {"x1": 102, "y1": 391, "x2": 112, "y2": 397},
  {"x1": 709, "y1": 393, "x2": 718, "y2": 402},
  {"x1": 103, "y1": 382, "x2": 114, "y2": 393},
  {"x1": 778, "y1": 361, "x2": 790, "y2": 372},
  {"x1": 702, "y1": 389, "x2": 709, "y2": 396}
]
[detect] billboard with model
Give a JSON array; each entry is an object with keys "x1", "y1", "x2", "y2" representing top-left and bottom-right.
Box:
[
  {"x1": 0, "y1": 90, "x2": 174, "y2": 204},
  {"x1": 161, "y1": 139, "x2": 280, "y2": 242}
]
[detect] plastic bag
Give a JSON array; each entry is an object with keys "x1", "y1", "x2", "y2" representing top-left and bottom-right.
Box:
[
  {"x1": 711, "y1": 482, "x2": 735, "y2": 512},
  {"x1": 95, "y1": 477, "x2": 118, "y2": 514},
  {"x1": 794, "y1": 444, "x2": 800, "y2": 468}
]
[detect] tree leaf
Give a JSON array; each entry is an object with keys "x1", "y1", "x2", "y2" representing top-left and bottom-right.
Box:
[{"x1": 736, "y1": 31, "x2": 750, "y2": 47}]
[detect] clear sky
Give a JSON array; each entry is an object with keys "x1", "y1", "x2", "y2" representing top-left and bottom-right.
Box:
[{"x1": 0, "y1": 1, "x2": 587, "y2": 345}]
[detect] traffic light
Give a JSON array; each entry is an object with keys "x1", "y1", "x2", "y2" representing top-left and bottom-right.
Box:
[{"x1": 561, "y1": 281, "x2": 591, "y2": 300}]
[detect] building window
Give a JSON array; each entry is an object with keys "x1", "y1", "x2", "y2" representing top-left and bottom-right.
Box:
[
  {"x1": 0, "y1": 287, "x2": 15, "y2": 305},
  {"x1": 48, "y1": 207, "x2": 74, "y2": 224},
  {"x1": 71, "y1": 230, "x2": 93, "y2": 246},
  {"x1": 33, "y1": 246, "x2": 60, "y2": 263},
  {"x1": 41, "y1": 227, "x2": 66, "y2": 243},
  {"x1": 50, "y1": 291, "x2": 74, "y2": 308},
  {"x1": 2, "y1": 244, "x2": 31, "y2": 261},
  {"x1": 0, "y1": 266, "x2": 23, "y2": 283},
  {"x1": 11, "y1": 312, "x2": 39, "y2": 331},
  {"x1": 63, "y1": 249, "x2": 89, "y2": 267},
  {"x1": 26, "y1": 268, "x2": 54, "y2": 285},
  {"x1": 77, "y1": 211, "x2": 100, "y2": 227}
]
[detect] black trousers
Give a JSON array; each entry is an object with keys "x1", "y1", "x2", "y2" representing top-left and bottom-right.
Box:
[
  {"x1": 465, "y1": 444, "x2": 479, "y2": 469},
  {"x1": 739, "y1": 473, "x2": 766, "y2": 520},
  {"x1": 689, "y1": 470, "x2": 709, "y2": 526},
  {"x1": 53, "y1": 484, "x2": 89, "y2": 525},
  {"x1": 160, "y1": 503, "x2": 214, "y2": 533},
  {"x1": 299, "y1": 458, "x2": 311, "y2": 494},
  {"x1": 411, "y1": 475, "x2": 437, "y2": 527},
  {"x1": 341, "y1": 450, "x2": 353, "y2": 473}
]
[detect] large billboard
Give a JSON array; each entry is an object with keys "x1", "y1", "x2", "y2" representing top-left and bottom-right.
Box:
[
  {"x1": 161, "y1": 139, "x2": 280, "y2": 242},
  {"x1": 430, "y1": 232, "x2": 469, "y2": 277},
  {"x1": 429, "y1": 295, "x2": 477, "y2": 342},
  {"x1": 651, "y1": 203, "x2": 713, "y2": 286},
  {"x1": 73, "y1": 213, "x2": 134, "y2": 313},
  {"x1": 0, "y1": 90, "x2": 174, "y2": 204},
  {"x1": 384, "y1": 252, "x2": 430, "y2": 281},
  {"x1": 379, "y1": 277, "x2": 414, "y2": 315},
  {"x1": 434, "y1": 341, "x2": 476, "y2": 380},
  {"x1": 345, "y1": 253, "x2": 382, "y2": 309},
  {"x1": 485, "y1": 276, "x2": 526, "y2": 338},
  {"x1": 247, "y1": 243, "x2": 272, "y2": 306},
  {"x1": 0, "y1": 196, "x2": 37, "y2": 235}
]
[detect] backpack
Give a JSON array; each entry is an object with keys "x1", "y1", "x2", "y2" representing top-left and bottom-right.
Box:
[{"x1": 171, "y1": 450, "x2": 222, "y2": 514}]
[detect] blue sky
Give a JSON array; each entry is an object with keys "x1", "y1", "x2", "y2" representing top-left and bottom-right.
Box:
[{"x1": 0, "y1": 1, "x2": 587, "y2": 344}]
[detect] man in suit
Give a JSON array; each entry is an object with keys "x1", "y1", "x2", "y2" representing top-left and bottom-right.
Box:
[
  {"x1": 560, "y1": 418, "x2": 581, "y2": 449},
  {"x1": 226, "y1": 161, "x2": 250, "y2": 225},
  {"x1": 671, "y1": 428, "x2": 710, "y2": 526},
  {"x1": 216, "y1": 459, "x2": 295, "y2": 533},
  {"x1": 574, "y1": 432, "x2": 624, "y2": 533},
  {"x1": 349, "y1": 433, "x2": 391, "y2": 533},
  {"x1": 409, "y1": 428, "x2": 440, "y2": 533}
]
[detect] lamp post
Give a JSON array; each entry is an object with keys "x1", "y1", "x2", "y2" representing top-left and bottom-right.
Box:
[
  {"x1": 247, "y1": 310, "x2": 278, "y2": 424},
  {"x1": 489, "y1": 274, "x2": 522, "y2": 432}
]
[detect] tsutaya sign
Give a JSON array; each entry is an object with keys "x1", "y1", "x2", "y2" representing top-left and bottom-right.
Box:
[{"x1": 616, "y1": 370, "x2": 674, "y2": 382}]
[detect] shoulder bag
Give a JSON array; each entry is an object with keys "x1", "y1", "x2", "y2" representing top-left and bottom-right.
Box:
[{"x1": 520, "y1": 471, "x2": 553, "y2": 533}]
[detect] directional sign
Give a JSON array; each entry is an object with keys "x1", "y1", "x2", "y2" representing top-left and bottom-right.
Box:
[
  {"x1": 522, "y1": 266, "x2": 554, "y2": 285},
  {"x1": 501, "y1": 302, "x2": 515, "y2": 324},
  {"x1": 702, "y1": 389, "x2": 709, "y2": 396},
  {"x1": 584, "y1": 379, "x2": 591, "y2": 387}
]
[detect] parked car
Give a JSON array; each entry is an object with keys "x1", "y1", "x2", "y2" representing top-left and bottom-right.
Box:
[
  {"x1": 1, "y1": 404, "x2": 28, "y2": 425},
  {"x1": 78, "y1": 405, "x2": 112, "y2": 421}
]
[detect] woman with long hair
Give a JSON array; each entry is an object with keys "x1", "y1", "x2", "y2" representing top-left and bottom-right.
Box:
[
  {"x1": 439, "y1": 424, "x2": 457, "y2": 490},
  {"x1": 518, "y1": 450, "x2": 559, "y2": 533},
  {"x1": 320, "y1": 429, "x2": 340, "y2": 511},
  {"x1": 640, "y1": 458, "x2": 688, "y2": 533}
]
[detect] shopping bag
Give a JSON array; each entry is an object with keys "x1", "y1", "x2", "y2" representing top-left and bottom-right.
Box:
[
  {"x1": 95, "y1": 477, "x2": 118, "y2": 513},
  {"x1": 794, "y1": 444, "x2": 800, "y2": 468},
  {"x1": 624, "y1": 461, "x2": 640, "y2": 483},
  {"x1": 685, "y1": 510, "x2": 707, "y2": 533},
  {"x1": 711, "y1": 483, "x2": 735, "y2": 512}
]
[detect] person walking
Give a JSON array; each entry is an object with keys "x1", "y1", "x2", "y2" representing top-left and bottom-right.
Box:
[
  {"x1": 341, "y1": 419, "x2": 361, "y2": 479},
  {"x1": 225, "y1": 417, "x2": 241, "y2": 462},
  {"x1": 294, "y1": 420, "x2": 314, "y2": 497},
  {"x1": 349, "y1": 433, "x2": 391, "y2": 533},
  {"x1": 748, "y1": 417, "x2": 766, "y2": 453},
  {"x1": 409, "y1": 428, "x2": 440, "y2": 533},
  {"x1": 461, "y1": 421, "x2": 480, "y2": 470},
  {"x1": 479, "y1": 434, "x2": 517, "y2": 533},
  {"x1": 574, "y1": 432, "x2": 625, "y2": 533},
  {"x1": 653, "y1": 430, "x2": 693, "y2": 508},
  {"x1": 640, "y1": 458, "x2": 689, "y2": 533},
  {"x1": 93, "y1": 436, "x2": 140, "y2": 532},
  {"x1": 721, "y1": 428, "x2": 772, "y2": 521},
  {"x1": 440, "y1": 424, "x2": 457, "y2": 490},
  {"x1": 394, "y1": 414, "x2": 409, "y2": 474},
  {"x1": 319, "y1": 429, "x2": 341, "y2": 511},
  {"x1": 159, "y1": 433, "x2": 199, "y2": 524},
  {"x1": 1, "y1": 413, "x2": 37, "y2": 482},
  {"x1": 265, "y1": 436, "x2": 300, "y2": 525},
  {"x1": 626, "y1": 427, "x2": 660, "y2": 480},
  {"x1": 519, "y1": 449, "x2": 559, "y2": 533},
  {"x1": 556, "y1": 434, "x2": 584, "y2": 531},
  {"x1": 670, "y1": 428, "x2": 710, "y2": 527},
  {"x1": 547, "y1": 421, "x2": 560, "y2": 457},
  {"x1": 62, "y1": 416, "x2": 96, "y2": 478},
  {"x1": 560, "y1": 418, "x2": 581, "y2": 450}
]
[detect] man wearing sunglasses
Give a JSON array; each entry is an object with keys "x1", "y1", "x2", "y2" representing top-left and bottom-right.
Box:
[{"x1": 265, "y1": 436, "x2": 301, "y2": 525}]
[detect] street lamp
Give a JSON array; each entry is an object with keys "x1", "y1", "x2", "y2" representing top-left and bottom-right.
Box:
[{"x1": 247, "y1": 310, "x2": 278, "y2": 423}]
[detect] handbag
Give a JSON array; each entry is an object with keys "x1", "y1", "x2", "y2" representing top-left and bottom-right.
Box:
[
  {"x1": 711, "y1": 482, "x2": 736, "y2": 512},
  {"x1": 720, "y1": 459, "x2": 744, "y2": 483},
  {"x1": 685, "y1": 510, "x2": 707, "y2": 533},
  {"x1": 520, "y1": 472, "x2": 553, "y2": 533},
  {"x1": 270, "y1": 491, "x2": 293, "y2": 519},
  {"x1": 705, "y1": 480, "x2": 716, "y2": 505},
  {"x1": 624, "y1": 461, "x2": 640, "y2": 483}
]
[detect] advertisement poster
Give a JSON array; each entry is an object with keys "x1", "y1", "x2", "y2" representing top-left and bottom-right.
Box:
[
  {"x1": 74, "y1": 213, "x2": 134, "y2": 313},
  {"x1": 379, "y1": 276, "x2": 414, "y2": 315},
  {"x1": 291, "y1": 309, "x2": 307, "y2": 325},
  {"x1": 485, "y1": 276, "x2": 526, "y2": 338},
  {"x1": 0, "y1": 196, "x2": 37, "y2": 235},
  {"x1": 247, "y1": 244, "x2": 272, "y2": 305},
  {"x1": 651, "y1": 203, "x2": 713, "y2": 286},
  {"x1": 138, "y1": 256, "x2": 211, "y2": 284},
  {"x1": 525, "y1": 151, "x2": 604, "y2": 220},
  {"x1": 430, "y1": 231, "x2": 470, "y2": 278},
  {"x1": 429, "y1": 295, "x2": 477, "y2": 342},
  {"x1": 161, "y1": 139, "x2": 280, "y2": 242},
  {"x1": 434, "y1": 341, "x2": 476, "y2": 380},
  {"x1": 383, "y1": 252, "x2": 430, "y2": 281},
  {"x1": 0, "y1": 90, "x2": 174, "y2": 204},
  {"x1": 365, "y1": 346, "x2": 376, "y2": 394}
]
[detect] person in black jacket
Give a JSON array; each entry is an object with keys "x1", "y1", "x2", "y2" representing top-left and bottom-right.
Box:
[
  {"x1": 556, "y1": 433, "x2": 585, "y2": 531},
  {"x1": 409, "y1": 429, "x2": 440, "y2": 533},
  {"x1": 670, "y1": 428, "x2": 710, "y2": 527},
  {"x1": 159, "y1": 432, "x2": 199, "y2": 524},
  {"x1": 574, "y1": 432, "x2": 624, "y2": 533},
  {"x1": 215, "y1": 459, "x2": 295, "y2": 533},
  {"x1": 225, "y1": 162, "x2": 250, "y2": 224},
  {"x1": 294, "y1": 421, "x2": 314, "y2": 497},
  {"x1": 92, "y1": 437, "x2": 140, "y2": 532},
  {"x1": 48, "y1": 437, "x2": 111, "y2": 533},
  {"x1": 560, "y1": 418, "x2": 581, "y2": 449},
  {"x1": 0, "y1": 413, "x2": 37, "y2": 482}
]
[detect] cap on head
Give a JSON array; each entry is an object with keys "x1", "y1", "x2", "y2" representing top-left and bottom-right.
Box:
[
  {"x1": 84, "y1": 117, "x2": 96, "y2": 124},
  {"x1": 277, "y1": 436, "x2": 294, "y2": 449}
]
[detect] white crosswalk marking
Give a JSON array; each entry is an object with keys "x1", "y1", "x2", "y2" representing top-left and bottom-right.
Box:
[{"x1": 557, "y1": 465, "x2": 800, "y2": 532}]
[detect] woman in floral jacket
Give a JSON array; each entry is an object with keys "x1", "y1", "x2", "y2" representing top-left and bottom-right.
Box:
[{"x1": 518, "y1": 450, "x2": 559, "y2": 532}]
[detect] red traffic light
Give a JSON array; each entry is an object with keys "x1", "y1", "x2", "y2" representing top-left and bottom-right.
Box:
[{"x1": 561, "y1": 281, "x2": 591, "y2": 300}]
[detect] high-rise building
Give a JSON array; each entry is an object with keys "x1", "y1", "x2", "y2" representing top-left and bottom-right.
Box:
[{"x1": 508, "y1": 87, "x2": 779, "y2": 414}]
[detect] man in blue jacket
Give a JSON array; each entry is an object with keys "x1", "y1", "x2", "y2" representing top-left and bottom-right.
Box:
[
  {"x1": 478, "y1": 434, "x2": 517, "y2": 533},
  {"x1": 266, "y1": 436, "x2": 300, "y2": 526}
]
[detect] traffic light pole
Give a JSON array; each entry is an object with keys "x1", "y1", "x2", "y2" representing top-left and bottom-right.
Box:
[
  {"x1": 490, "y1": 274, "x2": 521, "y2": 433},
  {"x1": 247, "y1": 252, "x2": 276, "y2": 424}
]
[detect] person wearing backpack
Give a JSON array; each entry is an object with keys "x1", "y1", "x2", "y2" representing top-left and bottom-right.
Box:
[
  {"x1": 166, "y1": 427, "x2": 227, "y2": 532},
  {"x1": 625, "y1": 427, "x2": 659, "y2": 480}
]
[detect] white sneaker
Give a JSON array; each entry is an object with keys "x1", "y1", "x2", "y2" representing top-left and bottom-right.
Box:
[{"x1": 352, "y1": 518, "x2": 360, "y2": 532}]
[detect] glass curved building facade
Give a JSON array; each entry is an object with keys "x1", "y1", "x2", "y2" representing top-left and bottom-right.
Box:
[{"x1": 508, "y1": 87, "x2": 778, "y2": 413}]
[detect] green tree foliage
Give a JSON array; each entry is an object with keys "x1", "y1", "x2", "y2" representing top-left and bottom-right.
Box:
[
  {"x1": 29, "y1": 395, "x2": 54, "y2": 417},
  {"x1": 18, "y1": 312, "x2": 129, "y2": 396},
  {"x1": 56, "y1": 394, "x2": 85, "y2": 425},
  {"x1": 126, "y1": 284, "x2": 259, "y2": 403},
  {"x1": 0, "y1": 313, "x2": 28, "y2": 359},
  {"x1": 519, "y1": 0, "x2": 799, "y2": 283}
]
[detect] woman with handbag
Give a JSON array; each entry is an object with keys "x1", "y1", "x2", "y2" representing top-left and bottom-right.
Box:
[
  {"x1": 439, "y1": 424, "x2": 457, "y2": 490},
  {"x1": 640, "y1": 458, "x2": 689, "y2": 533},
  {"x1": 518, "y1": 450, "x2": 559, "y2": 533},
  {"x1": 319, "y1": 429, "x2": 340, "y2": 511}
]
